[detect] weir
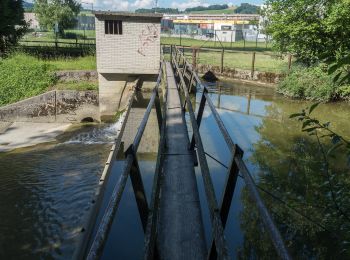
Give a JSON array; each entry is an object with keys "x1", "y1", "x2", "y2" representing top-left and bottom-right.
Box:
[{"x1": 74, "y1": 46, "x2": 291, "y2": 260}]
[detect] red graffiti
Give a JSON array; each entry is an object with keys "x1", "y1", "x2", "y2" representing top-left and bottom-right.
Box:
[{"x1": 137, "y1": 24, "x2": 159, "y2": 56}]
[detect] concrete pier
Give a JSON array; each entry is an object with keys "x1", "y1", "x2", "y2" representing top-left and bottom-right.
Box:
[{"x1": 157, "y1": 62, "x2": 207, "y2": 259}]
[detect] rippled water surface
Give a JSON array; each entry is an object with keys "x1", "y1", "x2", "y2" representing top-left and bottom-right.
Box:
[{"x1": 0, "y1": 82, "x2": 349, "y2": 259}]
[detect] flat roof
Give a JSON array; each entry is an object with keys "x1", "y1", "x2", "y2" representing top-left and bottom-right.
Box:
[{"x1": 93, "y1": 11, "x2": 163, "y2": 19}]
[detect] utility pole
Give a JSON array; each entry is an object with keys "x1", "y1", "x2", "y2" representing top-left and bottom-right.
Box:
[{"x1": 154, "y1": 0, "x2": 158, "y2": 13}]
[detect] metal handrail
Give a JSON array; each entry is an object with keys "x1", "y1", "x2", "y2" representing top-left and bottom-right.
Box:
[
  {"x1": 73, "y1": 82, "x2": 138, "y2": 260},
  {"x1": 172, "y1": 45, "x2": 291, "y2": 260},
  {"x1": 172, "y1": 51, "x2": 230, "y2": 259},
  {"x1": 84, "y1": 61, "x2": 165, "y2": 259}
]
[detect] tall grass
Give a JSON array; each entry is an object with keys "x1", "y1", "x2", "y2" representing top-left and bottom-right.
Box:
[
  {"x1": 0, "y1": 53, "x2": 56, "y2": 105},
  {"x1": 0, "y1": 52, "x2": 96, "y2": 106}
]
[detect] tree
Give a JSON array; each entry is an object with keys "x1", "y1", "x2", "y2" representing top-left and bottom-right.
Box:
[
  {"x1": 238, "y1": 101, "x2": 350, "y2": 258},
  {"x1": 0, "y1": 0, "x2": 27, "y2": 54},
  {"x1": 234, "y1": 3, "x2": 260, "y2": 14},
  {"x1": 185, "y1": 4, "x2": 228, "y2": 13},
  {"x1": 34, "y1": 0, "x2": 80, "y2": 35},
  {"x1": 136, "y1": 8, "x2": 181, "y2": 14},
  {"x1": 265, "y1": 0, "x2": 350, "y2": 65}
]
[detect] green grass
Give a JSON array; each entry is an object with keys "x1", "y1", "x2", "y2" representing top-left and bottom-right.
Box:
[
  {"x1": 0, "y1": 53, "x2": 97, "y2": 105},
  {"x1": 195, "y1": 51, "x2": 289, "y2": 73},
  {"x1": 46, "y1": 55, "x2": 96, "y2": 70},
  {"x1": 20, "y1": 30, "x2": 96, "y2": 46},
  {"x1": 0, "y1": 53, "x2": 56, "y2": 105},
  {"x1": 188, "y1": 7, "x2": 236, "y2": 14},
  {"x1": 160, "y1": 37, "x2": 272, "y2": 52}
]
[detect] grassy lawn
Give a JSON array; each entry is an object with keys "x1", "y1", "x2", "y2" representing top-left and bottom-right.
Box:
[
  {"x1": 46, "y1": 55, "x2": 96, "y2": 70},
  {"x1": 20, "y1": 30, "x2": 96, "y2": 46},
  {"x1": 160, "y1": 37, "x2": 272, "y2": 52},
  {"x1": 195, "y1": 50, "x2": 289, "y2": 73},
  {"x1": 0, "y1": 52, "x2": 97, "y2": 105},
  {"x1": 189, "y1": 7, "x2": 236, "y2": 14}
]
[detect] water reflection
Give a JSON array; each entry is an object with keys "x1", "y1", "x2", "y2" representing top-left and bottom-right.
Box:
[
  {"x1": 196, "y1": 80, "x2": 350, "y2": 259},
  {"x1": 0, "y1": 81, "x2": 349, "y2": 259}
]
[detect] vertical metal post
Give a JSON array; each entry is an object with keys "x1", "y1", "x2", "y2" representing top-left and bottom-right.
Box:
[
  {"x1": 244, "y1": 32, "x2": 246, "y2": 49},
  {"x1": 189, "y1": 88, "x2": 208, "y2": 150},
  {"x1": 214, "y1": 30, "x2": 217, "y2": 47},
  {"x1": 247, "y1": 92, "x2": 251, "y2": 115},
  {"x1": 251, "y1": 52, "x2": 256, "y2": 79},
  {"x1": 54, "y1": 90, "x2": 57, "y2": 121},
  {"x1": 192, "y1": 48, "x2": 197, "y2": 70},
  {"x1": 188, "y1": 71, "x2": 195, "y2": 94},
  {"x1": 154, "y1": 90, "x2": 162, "y2": 133},
  {"x1": 170, "y1": 45, "x2": 173, "y2": 61},
  {"x1": 220, "y1": 49, "x2": 224, "y2": 74},
  {"x1": 126, "y1": 146, "x2": 149, "y2": 232},
  {"x1": 208, "y1": 145, "x2": 243, "y2": 260}
]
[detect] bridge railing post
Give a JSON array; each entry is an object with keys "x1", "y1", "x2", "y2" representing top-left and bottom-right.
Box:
[
  {"x1": 144, "y1": 81, "x2": 167, "y2": 260},
  {"x1": 126, "y1": 145, "x2": 149, "y2": 232},
  {"x1": 189, "y1": 88, "x2": 207, "y2": 150},
  {"x1": 251, "y1": 51, "x2": 256, "y2": 79},
  {"x1": 208, "y1": 144, "x2": 243, "y2": 260},
  {"x1": 154, "y1": 90, "x2": 162, "y2": 133}
]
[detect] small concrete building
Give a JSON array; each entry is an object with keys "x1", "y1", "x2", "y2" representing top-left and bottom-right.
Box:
[{"x1": 94, "y1": 12, "x2": 163, "y2": 120}]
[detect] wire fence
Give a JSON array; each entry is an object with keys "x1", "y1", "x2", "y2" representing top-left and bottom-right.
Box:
[{"x1": 164, "y1": 45, "x2": 293, "y2": 74}]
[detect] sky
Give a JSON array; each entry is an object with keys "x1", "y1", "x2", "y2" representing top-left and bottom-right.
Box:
[{"x1": 78, "y1": 0, "x2": 265, "y2": 11}]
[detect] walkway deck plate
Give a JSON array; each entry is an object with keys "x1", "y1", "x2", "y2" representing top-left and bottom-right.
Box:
[{"x1": 157, "y1": 62, "x2": 207, "y2": 259}]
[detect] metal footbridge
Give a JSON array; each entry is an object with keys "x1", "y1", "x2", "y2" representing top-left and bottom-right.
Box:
[{"x1": 75, "y1": 46, "x2": 291, "y2": 260}]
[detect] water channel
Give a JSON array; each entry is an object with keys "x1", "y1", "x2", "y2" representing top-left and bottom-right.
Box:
[{"x1": 0, "y1": 80, "x2": 349, "y2": 259}]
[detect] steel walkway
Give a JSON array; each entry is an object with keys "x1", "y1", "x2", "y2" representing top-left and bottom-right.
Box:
[
  {"x1": 157, "y1": 62, "x2": 206, "y2": 259},
  {"x1": 75, "y1": 46, "x2": 291, "y2": 260}
]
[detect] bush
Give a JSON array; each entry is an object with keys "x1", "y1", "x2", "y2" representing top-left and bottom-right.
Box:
[
  {"x1": 0, "y1": 53, "x2": 57, "y2": 105},
  {"x1": 278, "y1": 66, "x2": 341, "y2": 101}
]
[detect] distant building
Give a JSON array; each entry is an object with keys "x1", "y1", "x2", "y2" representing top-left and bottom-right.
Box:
[
  {"x1": 162, "y1": 14, "x2": 263, "y2": 42},
  {"x1": 94, "y1": 12, "x2": 163, "y2": 119},
  {"x1": 24, "y1": 12, "x2": 40, "y2": 30}
]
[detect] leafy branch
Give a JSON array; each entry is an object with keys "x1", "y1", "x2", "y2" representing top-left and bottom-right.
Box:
[
  {"x1": 290, "y1": 102, "x2": 350, "y2": 159},
  {"x1": 290, "y1": 102, "x2": 350, "y2": 222}
]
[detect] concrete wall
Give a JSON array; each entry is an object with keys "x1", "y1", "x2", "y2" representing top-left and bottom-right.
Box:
[
  {"x1": 99, "y1": 74, "x2": 158, "y2": 120},
  {"x1": 0, "y1": 91, "x2": 99, "y2": 123},
  {"x1": 95, "y1": 15, "x2": 161, "y2": 74}
]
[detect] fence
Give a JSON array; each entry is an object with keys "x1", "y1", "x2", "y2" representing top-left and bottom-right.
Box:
[
  {"x1": 17, "y1": 39, "x2": 96, "y2": 57},
  {"x1": 163, "y1": 45, "x2": 293, "y2": 75},
  {"x1": 161, "y1": 29, "x2": 271, "y2": 51}
]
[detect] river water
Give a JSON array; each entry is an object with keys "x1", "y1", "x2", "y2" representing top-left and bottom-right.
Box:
[{"x1": 0, "y1": 81, "x2": 349, "y2": 259}]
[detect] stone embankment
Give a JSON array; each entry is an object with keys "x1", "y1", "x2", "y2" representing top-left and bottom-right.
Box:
[
  {"x1": 196, "y1": 64, "x2": 284, "y2": 84},
  {"x1": 0, "y1": 90, "x2": 99, "y2": 123}
]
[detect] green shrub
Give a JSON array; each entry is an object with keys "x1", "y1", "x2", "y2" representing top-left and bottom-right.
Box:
[
  {"x1": 338, "y1": 85, "x2": 350, "y2": 100},
  {"x1": 0, "y1": 53, "x2": 57, "y2": 105},
  {"x1": 278, "y1": 66, "x2": 339, "y2": 101}
]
